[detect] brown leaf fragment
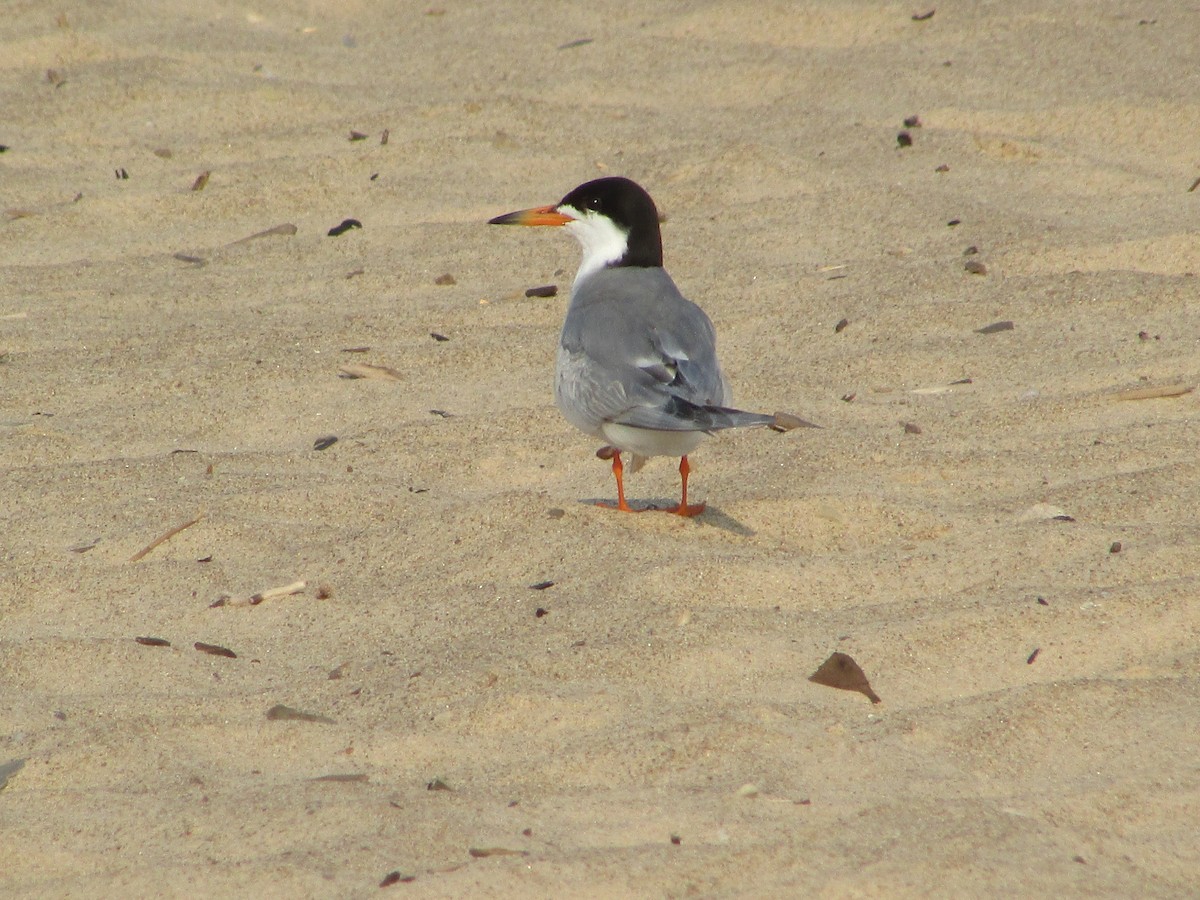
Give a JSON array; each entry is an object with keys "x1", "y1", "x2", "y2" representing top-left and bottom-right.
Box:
[
  {"x1": 1027, "y1": 648, "x2": 1041, "y2": 664},
  {"x1": 903, "y1": 115, "x2": 922, "y2": 128},
  {"x1": 897, "y1": 131, "x2": 913, "y2": 148},
  {"x1": 530, "y1": 581, "x2": 555, "y2": 591},
  {"x1": 1112, "y1": 383, "x2": 1194, "y2": 402},
  {"x1": 430, "y1": 332, "x2": 450, "y2": 341},
  {"x1": 194, "y1": 641, "x2": 236, "y2": 658},
  {"x1": 266, "y1": 704, "x2": 335, "y2": 724},
  {"x1": 427, "y1": 777, "x2": 453, "y2": 791},
  {"x1": 173, "y1": 253, "x2": 206, "y2": 265},
  {"x1": 311, "y1": 773, "x2": 368, "y2": 782},
  {"x1": 468, "y1": 847, "x2": 528, "y2": 859},
  {"x1": 525, "y1": 284, "x2": 558, "y2": 298},
  {"x1": 380, "y1": 129, "x2": 390, "y2": 145},
  {"x1": 314, "y1": 435, "x2": 338, "y2": 451},
  {"x1": 770, "y1": 411, "x2": 821, "y2": 432},
  {"x1": 338, "y1": 362, "x2": 402, "y2": 381},
  {"x1": 911, "y1": 9, "x2": 935, "y2": 21},
  {"x1": 975, "y1": 320, "x2": 1013, "y2": 335},
  {"x1": 964, "y1": 259, "x2": 988, "y2": 275},
  {"x1": 903, "y1": 421, "x2": 923, "y2": 434},
  {"x1": 434, "y1": 273, "x2": 456, "y2": 285},
  {"x1": 349, "y1": 130, "x2": 368, "y2": 141},
  {"x1": 1188, "y1": 175, "x2": 1200, "y2": 193},
  {"x1": 191, "y1": 171, "x2": 210, "y2": 191},
  {"x1": 328, "y1": 218, "x2": 362, "y2": 237},
  {"x1": 135, "y1": 636, "x2": 171, "y2": 647},
  {"x1": 153, "y1": 147, "x2": 172, "y2": 158},
  {"x1": 380, "y1": 870, "x2": 416, "y2": 887},
  {"x1": 809, "y1": 651, "x2": 881, "y2": 703},
  {"x1": 834, "y1": 317, "x2": 849, "y2": 333}
]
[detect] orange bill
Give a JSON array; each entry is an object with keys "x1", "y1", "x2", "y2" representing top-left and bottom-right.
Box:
[{"x1": 488, "y1": 204, "x2": 571, "y2": 226}]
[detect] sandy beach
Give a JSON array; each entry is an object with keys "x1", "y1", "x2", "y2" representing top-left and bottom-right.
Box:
[{"x1": 2, "y1": 1, "x2": 1198, "y2": 896}]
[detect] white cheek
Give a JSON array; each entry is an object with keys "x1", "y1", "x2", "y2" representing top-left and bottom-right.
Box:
[{"x1": 563, "y1": 211, "x2": 629, "y2": 284}]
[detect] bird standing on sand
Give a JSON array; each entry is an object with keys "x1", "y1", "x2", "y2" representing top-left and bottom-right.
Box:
[{"x1": 489, "y1": 176, "x2": 776, "y2": 516}]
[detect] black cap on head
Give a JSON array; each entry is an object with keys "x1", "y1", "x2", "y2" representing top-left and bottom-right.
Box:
[{"x1": 559, "y1": 177, "x2": 663, "y2": 268}]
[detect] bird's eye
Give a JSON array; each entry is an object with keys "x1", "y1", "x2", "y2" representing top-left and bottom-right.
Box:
[{"x1": 587, "y1": 196, "x2": 601, "y2": 209}]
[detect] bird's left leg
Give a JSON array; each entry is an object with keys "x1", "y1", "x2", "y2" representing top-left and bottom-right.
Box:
[{"x1": 669, "y1": 455, "x2": 706, "y2": 517}]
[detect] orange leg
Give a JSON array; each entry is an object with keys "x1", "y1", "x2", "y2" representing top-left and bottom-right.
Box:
[
  {"x1": 596, "y1": 450, "x2": 639, "y2": 512},
  {"x1": 670, "y1": 455, "x2": 706, "y2": 517}
]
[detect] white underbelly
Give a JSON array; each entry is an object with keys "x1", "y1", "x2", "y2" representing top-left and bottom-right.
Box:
[{"x1": 600, "y1": 423, "x2": 708, "y2": 458}]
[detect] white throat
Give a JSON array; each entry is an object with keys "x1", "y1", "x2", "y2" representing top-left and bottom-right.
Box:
[{"x1": 559, "y1": 205, "x2": 630, "y2": 287}]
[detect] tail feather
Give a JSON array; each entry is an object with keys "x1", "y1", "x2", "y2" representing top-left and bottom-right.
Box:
[
  {"x1": 610, "y1": 395, "x2": 775, "y2": 432},
  {"x1": 694, "y1": 403, "x2": 778, "y2": 432}
]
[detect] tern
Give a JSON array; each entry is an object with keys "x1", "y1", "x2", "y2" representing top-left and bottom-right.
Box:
[{"x1": 489, "y1": 176, "x2": 776, "y2": 516}]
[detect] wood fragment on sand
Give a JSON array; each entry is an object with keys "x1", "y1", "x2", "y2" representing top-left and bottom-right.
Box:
[
  {"x1": 226, "y1": 223, "x2": 297, "y2": 247},
  {"x1": 975, "y1": 320, "x2": 1013, "y2": 334},
  {"x1": 211, "y1": 580, "x2": 307, "y2": 607},
  {"x1": 129, "y1": 514, "x2": 203, "y2": 562},
  {"x1": 266, "y1": 704, "x2": 335, "y2": 724},
  {"x1": 468, "y1": 847, "x2": 528, "y2": 859},
  {"x1": 194, "y1": 641, "x2": 236, "y2": 658},
  {"x1": 1111, "y1": 383, "x2": 1194, "y2": 402},
  {"x1": 338, "y1": 362, "x2": 402, "y2": 381},
  {"x1": 380, "y1": 871, "x2": 416, "y2": 887}
]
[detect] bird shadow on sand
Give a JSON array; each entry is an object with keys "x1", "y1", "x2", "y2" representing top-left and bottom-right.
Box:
[{"x1": 578, "y1": 498, "x2": 757, "y2": 536}]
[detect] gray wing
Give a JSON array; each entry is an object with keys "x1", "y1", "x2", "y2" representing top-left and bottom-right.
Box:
[{"x1": 556, "y1": 267, "x2": 772, "y2": 434}]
